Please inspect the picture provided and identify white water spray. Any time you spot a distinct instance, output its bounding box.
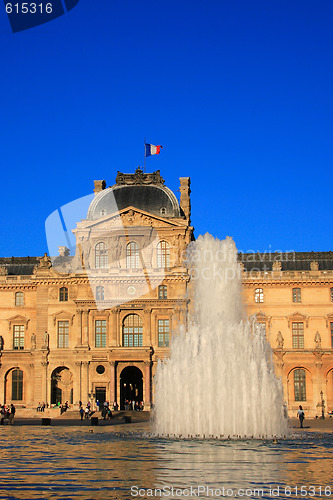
[153,234,288,439]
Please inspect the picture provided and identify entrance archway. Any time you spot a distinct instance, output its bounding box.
[120,366,143,410]
[51,367,73,405]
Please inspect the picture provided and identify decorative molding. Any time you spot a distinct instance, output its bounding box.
[8,314,30,330]
[51,310,75,326]
[287,312,309,328]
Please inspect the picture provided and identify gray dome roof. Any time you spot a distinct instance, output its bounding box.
[87,176,181,221]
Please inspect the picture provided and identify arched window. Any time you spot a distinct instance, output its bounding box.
[96,286,104,301]
[294,369,306,401]
[292,288,301,303]
[13,325,24,350]
[123,314,143,347]
[158,285,167,299]
[254,288,264,303]
[126,242,140,269]
[59,287,68,302]
[157,241,170,268]
[330,287,333,302]
[292,322,304,349]
[12,369,23,400]
[15,292,23,306]
[95,242,108,269]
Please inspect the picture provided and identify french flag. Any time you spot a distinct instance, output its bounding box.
[145,143,163,157]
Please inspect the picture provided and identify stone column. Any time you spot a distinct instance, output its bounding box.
[313,351,324,416]
[81,361,89,405]
[144,309,152,345]
[109,310,117,347]
[115,309,121,346]
[144,361,151,410]
[76,309,83,346]
[41,361,48,407]
[82,309,90,347]
[109,361,116,404]
[74,361,82,405]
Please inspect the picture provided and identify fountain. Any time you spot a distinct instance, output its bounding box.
[153,234,288,439]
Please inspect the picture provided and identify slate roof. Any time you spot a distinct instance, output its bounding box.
[239,252,333,272]
[0,257,39,276]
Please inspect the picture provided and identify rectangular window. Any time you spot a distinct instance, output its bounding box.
[158,285,167,300]
[15,292,24,306]
[292,322,304,349]
[13,325,24,349]
[95,320,107,348]
[292,288,301,303]
[158,319,170,347]
[254,288,264,303]
[58,321,69,348]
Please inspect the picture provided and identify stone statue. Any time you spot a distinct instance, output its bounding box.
[43,331,49,349]
[314,331,321,349]
[31,333,36,350]
[276,331,284,349]
[39,253,52,269]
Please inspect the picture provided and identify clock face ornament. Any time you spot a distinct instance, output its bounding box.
[127,286,136,296]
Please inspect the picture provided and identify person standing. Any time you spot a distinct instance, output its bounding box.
[9,404,15,425]
[79,406,84,421]
[297,405,305,428]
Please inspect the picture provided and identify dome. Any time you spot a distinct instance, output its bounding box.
[87,168,181,221]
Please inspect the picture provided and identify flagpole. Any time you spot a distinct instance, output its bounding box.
[144,137,146,173]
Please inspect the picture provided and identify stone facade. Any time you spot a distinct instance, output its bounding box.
[0,169,332,417]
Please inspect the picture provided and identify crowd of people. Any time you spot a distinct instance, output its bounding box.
[0,404,15,425]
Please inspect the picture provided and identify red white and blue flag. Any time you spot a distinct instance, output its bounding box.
[145,143,163,157]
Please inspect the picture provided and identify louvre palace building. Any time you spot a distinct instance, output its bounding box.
[0,167,332,417]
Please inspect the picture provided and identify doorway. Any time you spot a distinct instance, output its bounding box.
[120,366,143,410]
[95,387,106,406]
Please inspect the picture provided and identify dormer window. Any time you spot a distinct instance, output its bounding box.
[100,209,106,217]
[160,207,166,215]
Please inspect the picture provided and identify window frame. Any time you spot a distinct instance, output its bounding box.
[95,319,107,348]
[292,287,301,303]
[122,314,143,347]
[95,242,108,269]
[126,242,140,269]
[59,287,68,302]
[12,369,23,401]
[157,241,170,269]
[158,318,170,347]
[96,286,104,301]
[15,292,24,306]
[13,324,24,350]
[158,285,167,300]
[292,322,304,349]
[57,320,69,348]
[254,288,264,303]
[294,368,306,401]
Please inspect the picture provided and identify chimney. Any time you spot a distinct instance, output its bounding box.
[179,177,191,222]
[94,180,106,196]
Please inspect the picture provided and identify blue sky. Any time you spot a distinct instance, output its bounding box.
[0,0,332,256]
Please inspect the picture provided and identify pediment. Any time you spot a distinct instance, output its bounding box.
[286,312,309,328]
[76,207,187,231]
[8,314,30,329]
[51,310,75,326]
[254,311,271,326]
[325,312,333,327]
